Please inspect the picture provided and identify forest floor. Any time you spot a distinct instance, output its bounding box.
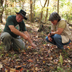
[0,22,72,72]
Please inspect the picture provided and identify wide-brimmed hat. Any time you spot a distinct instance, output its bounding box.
[48,12,61,21]
[16,9,27,20]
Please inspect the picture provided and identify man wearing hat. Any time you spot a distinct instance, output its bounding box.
[46,12,72,49]
[0,9,36,52]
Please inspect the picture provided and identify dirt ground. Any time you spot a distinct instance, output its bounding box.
[0,22,72,72]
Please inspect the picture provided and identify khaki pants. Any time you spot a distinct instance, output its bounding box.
[0,32,25,51]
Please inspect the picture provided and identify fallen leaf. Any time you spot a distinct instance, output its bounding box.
[48,57,53,61]
[63,63,66,66]
[5,53,8,57]
[37,59,39,62]
[69,43,71,45]
[53,62,58,65]
[35,67,38,71]
[24,52,26,54]
[27,59,33,62]
[23,63,26,65]
[10,68,16,72]
[27,46,32,49]
[20,68,23,71]
[48,50,51,53]
[0,63,3,68]
[67,46,70,49]
[43,61,45,64]
[68,60,71,63]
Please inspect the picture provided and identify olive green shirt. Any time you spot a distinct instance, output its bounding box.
[51,20,72,43]
[4,15,27,38]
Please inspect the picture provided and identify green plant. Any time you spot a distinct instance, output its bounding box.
[5,7,19,15]
[1,54,4,57]
[0,29,2,33]
[59,53,63,66]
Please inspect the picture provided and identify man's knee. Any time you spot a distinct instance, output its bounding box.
[1,32,11,40]
[20,42,25,50]
[54,34,61,41]
[0,32,12,44]
[54,34,61,42]
[13,40,25,51]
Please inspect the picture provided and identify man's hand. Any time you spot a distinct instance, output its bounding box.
[48,37,52,42]
[31,43,36,49]
[24,31,36,49]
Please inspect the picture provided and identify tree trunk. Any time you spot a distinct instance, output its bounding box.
[0,0,4,23]
[30,0,34,22]
[45,0,49,23]
[57,0,59,14]
[39,0,47,23]
[22,1,25,10]
[19,1,21,7]
[34,0,36,8]
[33,0,36,14]
[38,0,47,32]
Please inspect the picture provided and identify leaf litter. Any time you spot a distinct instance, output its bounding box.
[0,22,72,72]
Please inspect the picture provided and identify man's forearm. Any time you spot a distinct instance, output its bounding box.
[23,31,33,44]
[10,27,28,39]
[51,31,59,35]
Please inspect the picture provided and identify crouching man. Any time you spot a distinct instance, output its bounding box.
[0,9,36,52]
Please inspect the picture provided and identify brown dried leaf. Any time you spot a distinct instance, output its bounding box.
[35,67,38,71]
[10,68,16,72]
[27,59,33,62]
[0,63,3,68]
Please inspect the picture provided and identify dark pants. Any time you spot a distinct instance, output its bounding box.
[0,32,25,51]
[46,34,71,49]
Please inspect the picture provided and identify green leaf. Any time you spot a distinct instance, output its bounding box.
[27,70,29,72]
[14,54,17,56]
[59,53,63,66]
[1,54,4,56]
